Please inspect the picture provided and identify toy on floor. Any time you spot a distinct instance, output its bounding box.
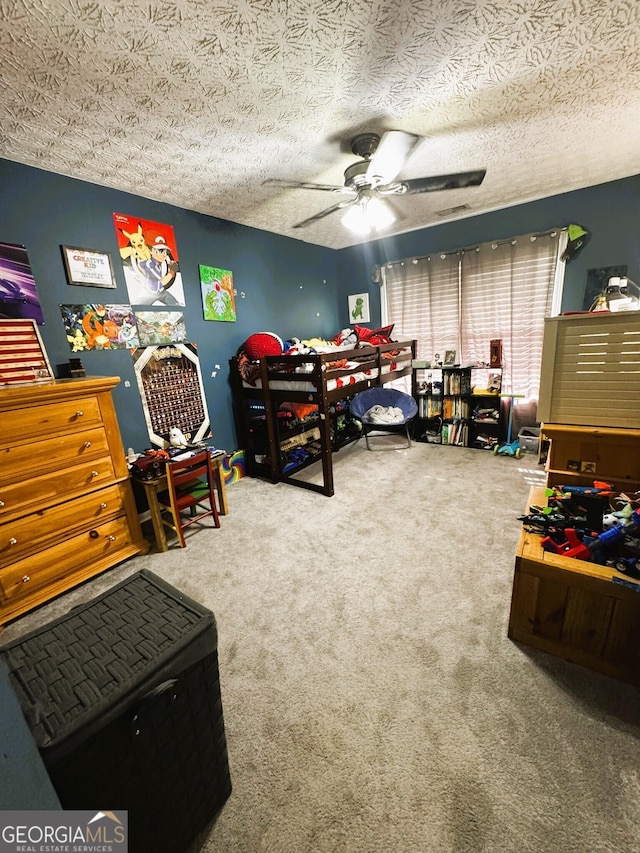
[493,439,522,458]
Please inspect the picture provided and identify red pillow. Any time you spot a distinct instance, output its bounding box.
[354,324,395,345]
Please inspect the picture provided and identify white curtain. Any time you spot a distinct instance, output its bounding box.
[383,252,460,362]
[383,229,565,401]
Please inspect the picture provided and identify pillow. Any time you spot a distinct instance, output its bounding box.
[281,402,318,420]
[243,332,283,360]
[354,324,395,345]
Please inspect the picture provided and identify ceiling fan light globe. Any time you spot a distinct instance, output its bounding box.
[367,197,396,230]
[342,202,372,235]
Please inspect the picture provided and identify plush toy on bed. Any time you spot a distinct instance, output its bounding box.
[331,328,358,347]
[242,332,284,360]
[284,337,314,355]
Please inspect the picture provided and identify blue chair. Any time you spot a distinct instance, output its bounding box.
[349,386,418,450]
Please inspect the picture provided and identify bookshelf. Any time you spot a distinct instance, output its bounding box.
[412,364,504,449]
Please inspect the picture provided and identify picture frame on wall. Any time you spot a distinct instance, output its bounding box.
[348,292,370,324]
[61,246,117,288]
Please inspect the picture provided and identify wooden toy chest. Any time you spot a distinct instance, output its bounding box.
[509,487,640,686]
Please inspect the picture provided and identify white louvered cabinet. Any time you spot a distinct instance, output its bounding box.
[0,377,149,627]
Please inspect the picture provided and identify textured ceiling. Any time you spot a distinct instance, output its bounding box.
[2,0,640,249]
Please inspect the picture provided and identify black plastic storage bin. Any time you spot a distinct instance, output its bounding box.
[0,569,232,853]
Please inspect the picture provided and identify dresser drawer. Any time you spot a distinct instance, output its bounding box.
[0,396,103,444]
[0,483,125,566]
[0,457,116,523]
[0,516,134,606]
[0,427,110,486]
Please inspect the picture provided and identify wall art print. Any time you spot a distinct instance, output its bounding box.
[132,343,211,448]
[112,213,185,307]
[0,242,45,324]
[348,292,370,323]
[583,265,628,311]
[135,310,187,345]
[200,265,236,322]
[59,304,139,351]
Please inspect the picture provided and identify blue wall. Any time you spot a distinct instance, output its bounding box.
[0,159,338,453]
[336,175,640,324]
[2,156,639,454]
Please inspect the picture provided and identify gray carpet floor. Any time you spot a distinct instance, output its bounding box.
[3,440,639,852]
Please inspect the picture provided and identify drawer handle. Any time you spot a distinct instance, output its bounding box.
[84,441,92,448]
[100,502,108,509]
[91,470,99,477]
[76,410,84,417]
[0,500,4,507]
[9,537,17,546]
[22,575,30,584]
[108,535,116,542]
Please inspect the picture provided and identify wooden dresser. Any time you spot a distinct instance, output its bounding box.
[0,377,149,627]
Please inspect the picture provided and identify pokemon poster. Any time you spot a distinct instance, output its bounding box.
[135,310,187,345]
[200,265,236,322]
[60,304,139,351]
[113,213,185,307]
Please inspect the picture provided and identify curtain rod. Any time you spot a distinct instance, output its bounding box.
[382,226,566,270]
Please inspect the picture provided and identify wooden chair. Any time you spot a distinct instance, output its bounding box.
[158,450,220,548]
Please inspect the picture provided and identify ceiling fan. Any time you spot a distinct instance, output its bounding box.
[263,130,486,233]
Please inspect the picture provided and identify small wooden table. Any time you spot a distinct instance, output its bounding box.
[134,454,228,552]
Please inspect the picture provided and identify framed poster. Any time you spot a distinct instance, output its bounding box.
[349,293,370,323]
[0,318,54,384]
[61,246,117,288]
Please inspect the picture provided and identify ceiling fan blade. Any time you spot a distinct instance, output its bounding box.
[293,198,357,228]
[392,169,487,195]
[262,178,352,194]
[366,130,420,186]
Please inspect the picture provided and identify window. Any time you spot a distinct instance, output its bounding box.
[382,229,566,400]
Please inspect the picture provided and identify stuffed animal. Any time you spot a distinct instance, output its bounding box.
[331,328,358,347]
[243,332,283,360]
[169,426,189,448]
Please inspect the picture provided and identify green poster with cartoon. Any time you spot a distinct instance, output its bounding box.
[200,265,236,322]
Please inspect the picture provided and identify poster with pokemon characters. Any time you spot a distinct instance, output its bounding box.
[112,213,185,307]
[135,310,187,345]
[59,304,139,351]
[199,265,236,322]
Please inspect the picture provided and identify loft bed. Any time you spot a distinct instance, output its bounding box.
[230,339,416,496]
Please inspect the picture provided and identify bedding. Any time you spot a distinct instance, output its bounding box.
[240,346,413,390]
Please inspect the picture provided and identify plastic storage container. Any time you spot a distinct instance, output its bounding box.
[0,569,232,853]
